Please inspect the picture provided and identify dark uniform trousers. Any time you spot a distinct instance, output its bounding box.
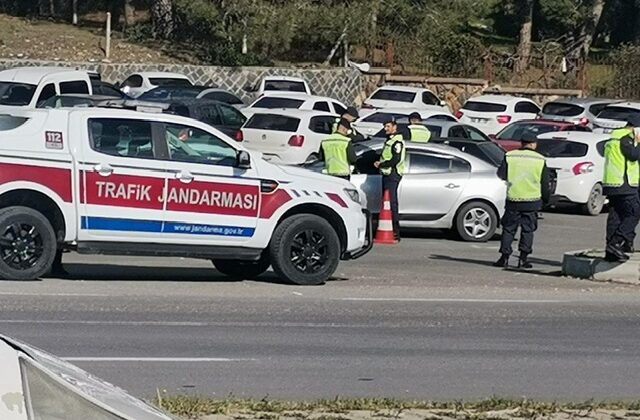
[499,208,538,256]
[383,175,401,236]
[607,194,640,248]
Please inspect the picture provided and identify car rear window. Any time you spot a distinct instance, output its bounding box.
[597,106,640,120]
[536,139,588,158]
[496,122,563,141]
[362,112,408,123]
[204,91,243,105]
[245,114,300,132]
[542,102,584,117]
[462,101,507,113]
[370,89,416,103]
[264,80,307,92]
[148,78,192,87]
[252,97,305,109]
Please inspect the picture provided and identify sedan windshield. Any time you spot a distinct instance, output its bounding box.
[0,82,37,106]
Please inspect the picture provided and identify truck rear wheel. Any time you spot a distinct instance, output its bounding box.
[269,214,340,285]
[212,256,270,280]
[0,206,56,280]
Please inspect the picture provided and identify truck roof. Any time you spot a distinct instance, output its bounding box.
[0,66,91,84]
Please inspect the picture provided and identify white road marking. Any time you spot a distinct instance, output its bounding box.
[0,319,371,328]
[337,297,571,303]
[63,357,254,362]
[0,292,108,297]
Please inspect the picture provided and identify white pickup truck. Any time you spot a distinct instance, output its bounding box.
[0,106,371,285]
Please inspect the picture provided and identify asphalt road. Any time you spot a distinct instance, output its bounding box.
[2,210,640,401]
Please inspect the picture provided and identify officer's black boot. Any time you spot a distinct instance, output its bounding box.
[493,254,509,268]
[605,242,630,263]
[622,242,635,253]
[518,253,533,269]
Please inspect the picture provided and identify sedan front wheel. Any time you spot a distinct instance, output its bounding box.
[455,201,498,242]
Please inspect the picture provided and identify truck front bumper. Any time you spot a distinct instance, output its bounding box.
[341,210,373,261]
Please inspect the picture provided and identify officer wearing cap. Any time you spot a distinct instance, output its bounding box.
[603,116,640,262]
[320,118,357,180]
[333,107,365,142]
[374,118,406,241]
[494,134,550,269]
[407,112,431,142]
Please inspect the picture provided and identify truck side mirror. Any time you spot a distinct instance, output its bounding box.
[237,150,251,169]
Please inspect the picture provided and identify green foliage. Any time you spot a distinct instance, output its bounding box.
[612,43,640,99]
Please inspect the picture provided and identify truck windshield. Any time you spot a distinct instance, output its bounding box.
[0,82,37,106]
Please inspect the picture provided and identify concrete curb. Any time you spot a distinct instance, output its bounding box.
[562,249,640,285]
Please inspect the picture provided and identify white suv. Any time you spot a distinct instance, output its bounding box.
[362,85,447,111]
[457,94,541,135]
[537,131,609,215]
[239,109,338,164]
[0,107,370,285]
[243,92,347,118]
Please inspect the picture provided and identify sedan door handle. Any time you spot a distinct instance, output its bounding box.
[445,183,460,189]
[175,170,194,183]
[93,163,113,176]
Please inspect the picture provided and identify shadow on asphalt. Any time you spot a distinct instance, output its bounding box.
[430,254,563,277]
[45,263,294,285]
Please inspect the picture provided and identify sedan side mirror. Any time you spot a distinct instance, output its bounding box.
[237,150,251,169]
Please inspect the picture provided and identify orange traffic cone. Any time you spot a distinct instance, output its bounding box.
[374,189,398,245]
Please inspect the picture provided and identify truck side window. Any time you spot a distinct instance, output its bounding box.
[60,81,89,94]
[89,119,154,159]
[36,84,56,105]
[164,123,237,167]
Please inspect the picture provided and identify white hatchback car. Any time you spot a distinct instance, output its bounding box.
[119,71,193,98]
[362,85,447,111]
[242,92,347,117]
[238,109,337,164]
[457,95,541,135]
[536,131,609,215]
[353,107,457,137]
[592,102,640,133]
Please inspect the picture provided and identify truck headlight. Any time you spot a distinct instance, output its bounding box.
[344,188,360,204]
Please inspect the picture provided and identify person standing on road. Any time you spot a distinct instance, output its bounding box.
[407,112,431,142]
[320,118,357,180]
[603,118,640,262]
[374,119,406,241]
[494,136,550,269]
[333,106,365,142]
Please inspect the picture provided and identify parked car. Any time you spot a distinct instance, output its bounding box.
[492,119,592,151]
[371,121,493,144]
[536,131,609,216]
[119,71,192,98]
[138,85,245,108]
[361,85,448,111]
[353,108,457,137]
[0,66,96,108]
[539,98,617,128]
[238,109,337,164]
[243,92,347,117]
[163,99,247,138]
[429,138,506,167]
[246,76,312,97]
[304,140,506,242]
[593,102,640,133]
[456,94,541,135]
[0,334,173,419]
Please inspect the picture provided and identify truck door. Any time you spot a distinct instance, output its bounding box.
[74,116,170,242]
[157,121,261,246]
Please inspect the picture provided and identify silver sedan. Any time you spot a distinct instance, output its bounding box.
[307,140,507,242]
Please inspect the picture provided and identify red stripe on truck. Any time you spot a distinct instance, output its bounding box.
[0,163,72,202]
[259,189,291,219]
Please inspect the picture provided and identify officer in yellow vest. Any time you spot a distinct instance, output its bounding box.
[332,107,365,142]
[603,117,640,262]
[407,112,431,142]
[320,118,357,180]
[374,119,406,241]
[494,136,550,269]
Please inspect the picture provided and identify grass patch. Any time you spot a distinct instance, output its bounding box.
[154,395,640,419]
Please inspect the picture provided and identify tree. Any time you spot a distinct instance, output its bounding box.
[516,0,534,73]
[151,0,174,39]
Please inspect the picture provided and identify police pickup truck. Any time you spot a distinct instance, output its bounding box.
[0,107,371,285]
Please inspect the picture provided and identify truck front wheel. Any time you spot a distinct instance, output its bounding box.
[269,214,340,285]
[0,206,57,280]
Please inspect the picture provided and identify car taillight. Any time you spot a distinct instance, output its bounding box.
[579,117,589,126]
[497,115,512,124]
[572,161,595,175]
[455,111,464,119]
[234,130,244,142]
[288,135,305,147]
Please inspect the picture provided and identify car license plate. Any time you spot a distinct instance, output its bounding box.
[471,118,487,123]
